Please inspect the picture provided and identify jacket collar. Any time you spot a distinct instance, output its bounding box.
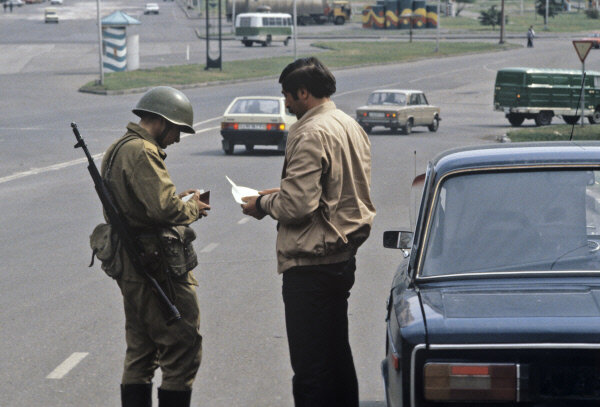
[126,122,167,159]
[292,100,336,129]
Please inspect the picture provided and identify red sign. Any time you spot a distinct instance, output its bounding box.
[573,40,593,63]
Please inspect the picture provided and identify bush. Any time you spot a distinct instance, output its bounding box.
[479,5,508,30]
[586,8,600,19]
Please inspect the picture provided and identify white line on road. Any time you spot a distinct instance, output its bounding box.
[1,126,219,185]
[46,352,89,379]
[193,116,221,127]
[237,217,250,224]
[200,242,219,253]
[0,153,104,185]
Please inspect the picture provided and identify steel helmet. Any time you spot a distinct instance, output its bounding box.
[132,86,195,134]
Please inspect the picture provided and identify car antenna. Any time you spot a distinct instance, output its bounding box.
[570,71,587,142]
[414,150,417,180]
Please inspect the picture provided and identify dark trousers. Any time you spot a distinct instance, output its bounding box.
[282,257,359,407]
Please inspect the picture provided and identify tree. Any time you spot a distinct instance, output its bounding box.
[454,0,476,17]
[479,5,508,30]
[536,0,563,20]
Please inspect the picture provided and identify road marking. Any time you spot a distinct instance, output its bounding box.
[181,125,220,139]
[200,242,219,253]
[237,217,250,224]
[0,153,103,185]
[46,352,89,379]
[0,126,218,184]
[193,116,221,127]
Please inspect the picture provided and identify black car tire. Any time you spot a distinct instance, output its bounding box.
[245,144,254,152]
[334,16,345,25]
[507,113,525,127]
[223,144,234,155]
[262,35,271,47]
[563,115,580,125]
[243,40,253,47]
[588,109,600,124]
[428,115,439,132]
[403,119,413,135]
[283,38,289,46]
[534,111,553,126]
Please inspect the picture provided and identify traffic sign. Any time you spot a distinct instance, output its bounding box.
[573,40,593,63]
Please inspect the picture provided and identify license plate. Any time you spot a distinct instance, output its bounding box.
[369,112,385,118]
[239,123,267,130]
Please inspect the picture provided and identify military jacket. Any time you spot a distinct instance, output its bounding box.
[101,122,200,283]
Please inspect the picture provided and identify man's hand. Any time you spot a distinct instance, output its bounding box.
[241,195,265,220]
[180,189,211,217]
[240,188,279,220]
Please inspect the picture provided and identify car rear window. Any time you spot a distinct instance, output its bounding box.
[229,99,280,114]
[421,169,600,277]
[367,92,406,106]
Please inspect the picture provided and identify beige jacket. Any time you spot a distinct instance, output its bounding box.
[101,122,200,283]
[260,101,376,274]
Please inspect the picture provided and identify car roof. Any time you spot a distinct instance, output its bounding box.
[498,67,600,76]
[432,142,600,181]
[231,96,283,101]
[371,89,421,94]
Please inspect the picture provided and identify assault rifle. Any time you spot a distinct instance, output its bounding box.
[71,122,181,325]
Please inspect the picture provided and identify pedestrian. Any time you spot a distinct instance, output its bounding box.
[3,2,7,12]
[100,86,210,407]
[527,25,535,48]
[241,57,376,407]
[8,1,12,12]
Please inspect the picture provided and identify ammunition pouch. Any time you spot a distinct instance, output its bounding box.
[137,226,198,277]
[89,223,123,279]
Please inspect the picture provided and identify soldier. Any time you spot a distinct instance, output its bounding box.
[101,86,209,407]
[241,57,376,406]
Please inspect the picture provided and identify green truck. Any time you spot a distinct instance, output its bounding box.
[494,67,600,126]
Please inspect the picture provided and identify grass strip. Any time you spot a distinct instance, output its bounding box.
[508,124,600,141]
[80,41,518,93]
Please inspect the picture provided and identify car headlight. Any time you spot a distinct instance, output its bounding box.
[424,363,517,402]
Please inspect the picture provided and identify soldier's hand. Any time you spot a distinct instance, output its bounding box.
[178,188,197,199]
[184,189,211,217]
[241,195,266,220]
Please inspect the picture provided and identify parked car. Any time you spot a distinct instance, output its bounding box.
[582,32,600,49]
[382,141,600,407]
[144,3,159,14]
[49,0,63,4]
[356,89,440,134]
[220,96,296,155]
[44,7,59,23]
[8,0,24,6]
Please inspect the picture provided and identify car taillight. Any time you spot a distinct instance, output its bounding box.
[222,122,238,130]
[362,112,367,117]
[424,363,517,402]
[266,123,284,131]
[385,113,397,118]
[516,94,521,99]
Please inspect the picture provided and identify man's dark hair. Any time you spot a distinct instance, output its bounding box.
[279,57,336,99]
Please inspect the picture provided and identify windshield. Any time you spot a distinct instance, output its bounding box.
[367,92,406,106]
[229,99,280,114]
[420,169,600,277]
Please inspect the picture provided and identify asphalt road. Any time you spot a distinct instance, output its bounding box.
[2,2,600,406]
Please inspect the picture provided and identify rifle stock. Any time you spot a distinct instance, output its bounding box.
[72,122,181,325]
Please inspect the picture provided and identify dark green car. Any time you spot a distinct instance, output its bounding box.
[494,67,600,127]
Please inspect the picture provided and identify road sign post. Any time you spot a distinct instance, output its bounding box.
[573,40,593,126]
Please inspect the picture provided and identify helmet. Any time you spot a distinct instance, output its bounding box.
[132,86,195,134]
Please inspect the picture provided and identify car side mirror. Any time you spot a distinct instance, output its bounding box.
[383,230,413,249]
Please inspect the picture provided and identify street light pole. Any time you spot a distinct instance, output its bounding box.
[544,0,548,30]
[293,0,297,60]
[96,0,103,85]
[435,0,440,52]
[499,0,505,44]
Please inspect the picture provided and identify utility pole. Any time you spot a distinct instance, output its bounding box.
[499,0,505,44]
[544,0,548,30]
[96,0,103,85]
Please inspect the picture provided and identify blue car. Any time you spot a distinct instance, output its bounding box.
[382,142,600,407]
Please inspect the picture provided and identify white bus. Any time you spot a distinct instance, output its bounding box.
[235,12,293,47]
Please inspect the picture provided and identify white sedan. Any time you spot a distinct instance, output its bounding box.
[220,96,297,155]
[144,3,159,14]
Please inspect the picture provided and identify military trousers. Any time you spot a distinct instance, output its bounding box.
[282,257,359,407]
[118,278,202,391]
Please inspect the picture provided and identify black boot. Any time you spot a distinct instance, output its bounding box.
[121,383,152,407]
[157,388,191,407]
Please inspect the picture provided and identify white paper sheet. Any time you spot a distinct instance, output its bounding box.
[226,176,259,204]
